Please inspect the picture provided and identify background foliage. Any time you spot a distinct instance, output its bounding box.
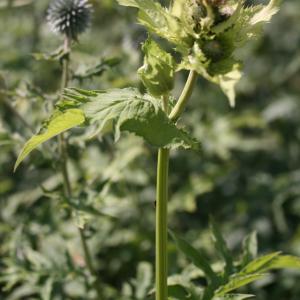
[0,0,300,299]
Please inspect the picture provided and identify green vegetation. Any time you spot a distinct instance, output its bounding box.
[1,1,300,299]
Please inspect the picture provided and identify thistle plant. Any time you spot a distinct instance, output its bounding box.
[45,1,103,299]
[14,0,300,299]
[47,0,93,41]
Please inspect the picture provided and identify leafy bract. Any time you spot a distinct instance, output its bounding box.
[118,0,280,106]
[138,38,175,97]
[117,0,192,52]
[250,0,280,26]
[15,88,199,169]
[14,109,85,171]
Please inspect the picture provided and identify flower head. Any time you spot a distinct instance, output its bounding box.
[47,0,93,40]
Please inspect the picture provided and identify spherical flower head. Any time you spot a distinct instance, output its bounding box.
[47,0,93,41]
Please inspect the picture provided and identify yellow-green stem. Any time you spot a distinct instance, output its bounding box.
[156,147,170,300]
[169,70,198,121]
[155,71,197,300]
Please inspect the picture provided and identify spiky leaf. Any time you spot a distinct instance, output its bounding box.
[63,88,200,150]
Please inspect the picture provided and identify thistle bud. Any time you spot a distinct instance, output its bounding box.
[47,0,93,41]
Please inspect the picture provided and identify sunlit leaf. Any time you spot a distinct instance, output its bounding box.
[14,109,85,170]
[215,274,265,296]
[241,252,281,274]
[213,294,254,300]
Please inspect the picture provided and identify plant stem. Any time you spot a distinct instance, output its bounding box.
[59,36,103,300]
[169,70,198,121]
[155,71,197,300]
[156,147,170,300]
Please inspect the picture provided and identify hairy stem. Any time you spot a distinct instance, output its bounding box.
[155,71,197,300]
[59,36,103,300]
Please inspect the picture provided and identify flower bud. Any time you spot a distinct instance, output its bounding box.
[47,0,93,41]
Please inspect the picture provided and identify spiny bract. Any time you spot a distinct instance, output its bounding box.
[47,0,93,40]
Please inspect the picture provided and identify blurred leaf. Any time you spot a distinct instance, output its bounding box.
[210,219,234,276]
[73,57,121,80]
[241,232,258,267]
[212,294,254,300]
[32,46,68,62]
[170,230,219,285]
[260,255,300,271]
[241,252,281,274]
[135,262,152,299]
[168,284,189,299]
[215,274,265,296]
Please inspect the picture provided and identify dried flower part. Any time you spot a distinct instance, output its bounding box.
[47,0,93,40]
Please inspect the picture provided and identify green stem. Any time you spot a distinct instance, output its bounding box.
[169,70,198,121]
[155,71,197,300]
[58,36,103,300]
[156,148,170,300]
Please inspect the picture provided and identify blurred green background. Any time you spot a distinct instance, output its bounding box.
[1,0,300,299]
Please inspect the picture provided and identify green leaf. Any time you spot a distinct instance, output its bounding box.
[259,255,300,272]
[63,88,200,151]
[169,230,219,285]
[213,294,254,300]
[241,232,258,267]
[117,0,192,52]
[241,252,281,274]
[14,109,85,171]
[138,38,175,97]
[215,273,265,296]
[210,219,234,276]
[32,46,68,61]
[168,284,189,299]
[73,57,121,80]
